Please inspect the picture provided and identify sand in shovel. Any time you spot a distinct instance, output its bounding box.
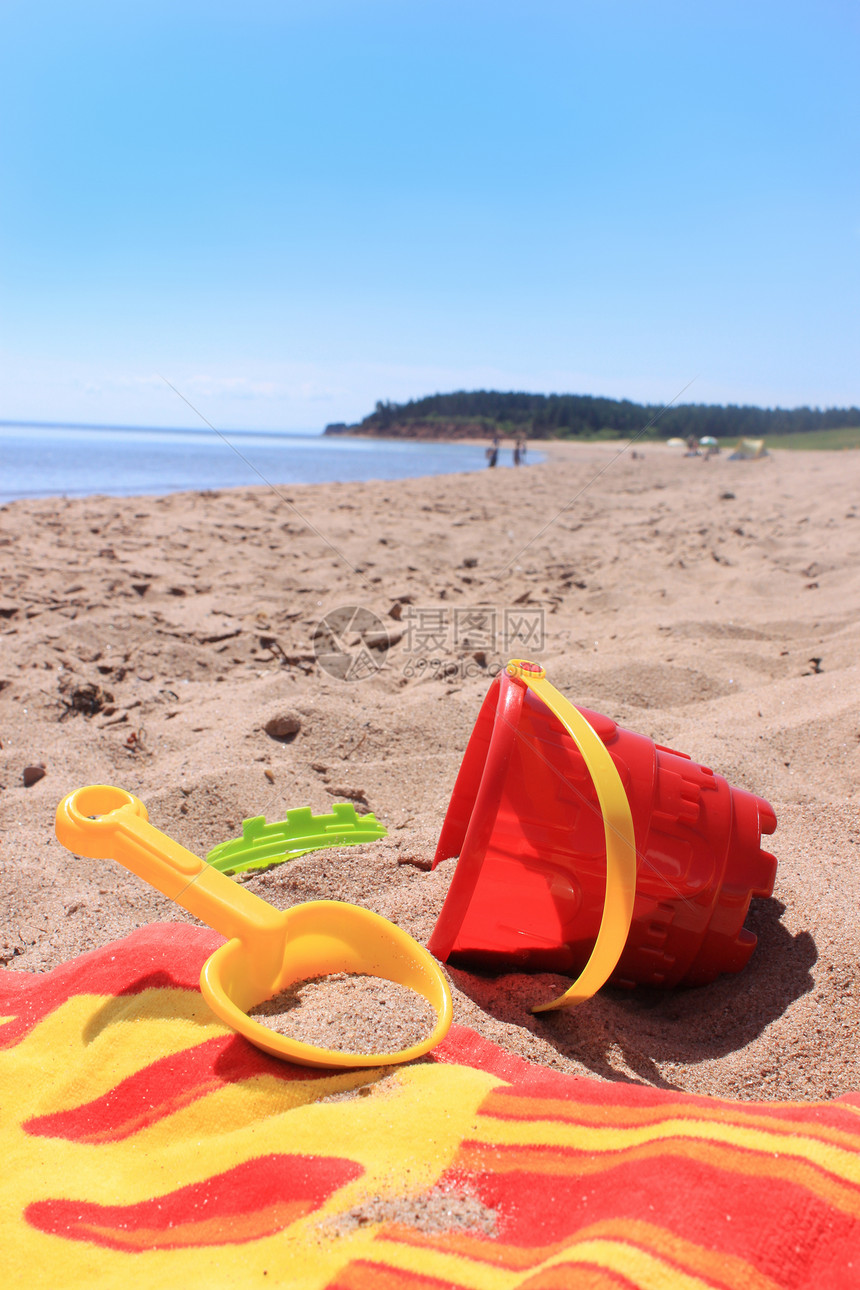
[250,973,438,1053]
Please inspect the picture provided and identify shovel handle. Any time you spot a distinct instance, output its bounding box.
[56,785,285,945]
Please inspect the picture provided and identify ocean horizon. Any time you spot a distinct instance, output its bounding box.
[0,421,537,504]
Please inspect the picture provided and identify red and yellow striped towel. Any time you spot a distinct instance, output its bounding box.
[2,924,857,1288]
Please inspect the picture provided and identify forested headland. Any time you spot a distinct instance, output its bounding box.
[325,391,860,441]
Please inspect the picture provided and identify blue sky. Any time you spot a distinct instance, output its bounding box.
[1,0,857,431]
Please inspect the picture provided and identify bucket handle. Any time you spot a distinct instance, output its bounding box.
[506,661,638,1013]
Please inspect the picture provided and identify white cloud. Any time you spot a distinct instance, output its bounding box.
[1,353,856,433]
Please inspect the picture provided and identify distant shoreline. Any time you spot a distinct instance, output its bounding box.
[327,389,860,444]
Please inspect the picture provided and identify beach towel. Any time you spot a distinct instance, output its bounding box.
[2,923,858,1288]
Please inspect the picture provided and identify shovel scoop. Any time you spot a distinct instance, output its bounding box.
[55,785,453,1069]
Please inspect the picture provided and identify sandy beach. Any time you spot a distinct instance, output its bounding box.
[1,440,858,1102]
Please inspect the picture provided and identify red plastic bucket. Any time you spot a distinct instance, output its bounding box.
[428,660,777,1010]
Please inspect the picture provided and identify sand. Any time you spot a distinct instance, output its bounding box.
[1,440,858,1102]
[250,973,438,1053]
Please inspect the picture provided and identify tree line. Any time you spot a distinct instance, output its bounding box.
[338,391,860,440]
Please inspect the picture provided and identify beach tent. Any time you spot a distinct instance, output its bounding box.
[729,437,769,460]
[666,437,685,448]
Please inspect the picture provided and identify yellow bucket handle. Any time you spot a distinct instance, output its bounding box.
[506,661,638,1013]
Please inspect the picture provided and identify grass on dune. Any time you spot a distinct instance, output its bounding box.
[731,426,860,451]
[582,427,860,450]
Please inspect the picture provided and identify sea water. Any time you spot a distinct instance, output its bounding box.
[0,423,538,504]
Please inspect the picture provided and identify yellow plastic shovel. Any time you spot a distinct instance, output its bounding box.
[55,785,453,1069]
